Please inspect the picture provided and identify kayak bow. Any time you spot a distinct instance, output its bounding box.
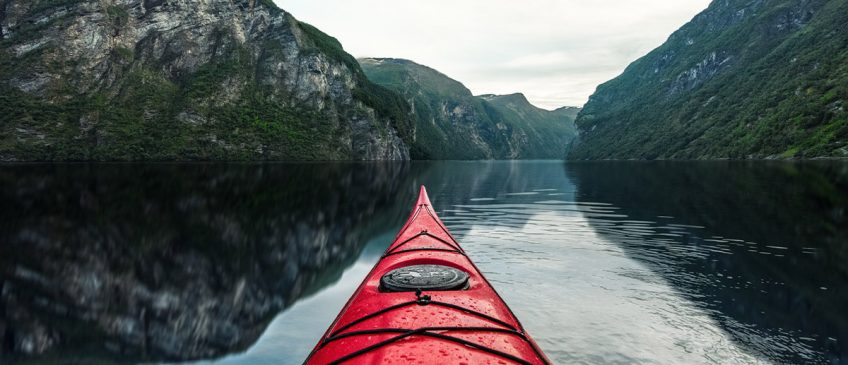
[305,186,551,364]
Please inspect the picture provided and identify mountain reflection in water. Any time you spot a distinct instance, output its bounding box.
[0,163,410,363]
[1,161,846,364]
[566,161,848,364]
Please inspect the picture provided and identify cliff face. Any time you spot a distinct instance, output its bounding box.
[0,0,412,161]
[360,58,578,159]
[571,0,848,160]
[0,163,409,361]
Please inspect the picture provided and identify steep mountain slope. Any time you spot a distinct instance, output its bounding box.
[481,93,580,158]
[571,0,848,159]
[0,0,412,161]
[360,58,578,159]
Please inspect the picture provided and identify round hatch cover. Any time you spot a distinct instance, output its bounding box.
[380,265,469,292]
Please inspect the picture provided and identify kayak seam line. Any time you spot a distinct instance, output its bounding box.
[381,247,464,258]
[422,203,462,246]
[385,231,464,256]
[394,203,425,239]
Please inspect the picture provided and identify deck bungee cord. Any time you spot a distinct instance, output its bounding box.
[305,186,551,364]
[309,290,546,365]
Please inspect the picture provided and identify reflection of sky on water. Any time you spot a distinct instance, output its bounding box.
[445,202,767,364]
[3,161,842,364]
[184,231,396,365]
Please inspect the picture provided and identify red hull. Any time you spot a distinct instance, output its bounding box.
[305,186,551,364]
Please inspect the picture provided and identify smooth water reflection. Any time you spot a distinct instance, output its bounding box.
[1,161,846,364]
[0,163,411,364]
[566,161,848,364]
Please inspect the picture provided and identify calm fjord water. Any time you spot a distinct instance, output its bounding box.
[1,161,846,364]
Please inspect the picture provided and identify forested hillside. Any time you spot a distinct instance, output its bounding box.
[571,0,848,159]
[361,58,578,159]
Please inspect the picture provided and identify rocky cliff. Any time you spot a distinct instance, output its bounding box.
[360,58,578,159]
[571,0,848,159]
[0,0,412,161]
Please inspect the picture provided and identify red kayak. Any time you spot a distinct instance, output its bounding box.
[305,186,551,364]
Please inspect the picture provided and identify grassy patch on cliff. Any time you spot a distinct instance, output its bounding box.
[297,21,414,144]
[0,46,345,161]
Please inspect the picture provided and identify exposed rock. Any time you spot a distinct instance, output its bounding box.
[668,51,733,96]
[0,0,412,161]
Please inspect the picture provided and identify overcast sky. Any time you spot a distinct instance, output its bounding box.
[275,0,711,109]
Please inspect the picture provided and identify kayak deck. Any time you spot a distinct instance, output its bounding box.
[306,186,550,364]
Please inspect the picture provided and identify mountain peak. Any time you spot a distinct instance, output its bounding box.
[479,93,537,109]
[358,57,416,66]
[554,106,581,112]
[359,57,472,98]
[480,92,529,104]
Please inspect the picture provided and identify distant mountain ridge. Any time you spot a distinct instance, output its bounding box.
[360,58,579,159]
[570,0,848,159]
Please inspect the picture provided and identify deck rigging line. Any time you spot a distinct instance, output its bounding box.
[311,290,550,365]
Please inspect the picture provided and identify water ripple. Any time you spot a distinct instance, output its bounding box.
[440,195,832,364]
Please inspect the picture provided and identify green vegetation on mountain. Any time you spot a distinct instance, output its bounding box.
[0,1,580,161]
[0,0,410,161]
[482,93,580,158]
[571,0,848,159]
[360,58,578,159]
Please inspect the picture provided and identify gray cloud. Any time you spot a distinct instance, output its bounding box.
[276,0,711,109]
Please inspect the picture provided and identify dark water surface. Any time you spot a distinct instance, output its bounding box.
[1,161,846,364]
